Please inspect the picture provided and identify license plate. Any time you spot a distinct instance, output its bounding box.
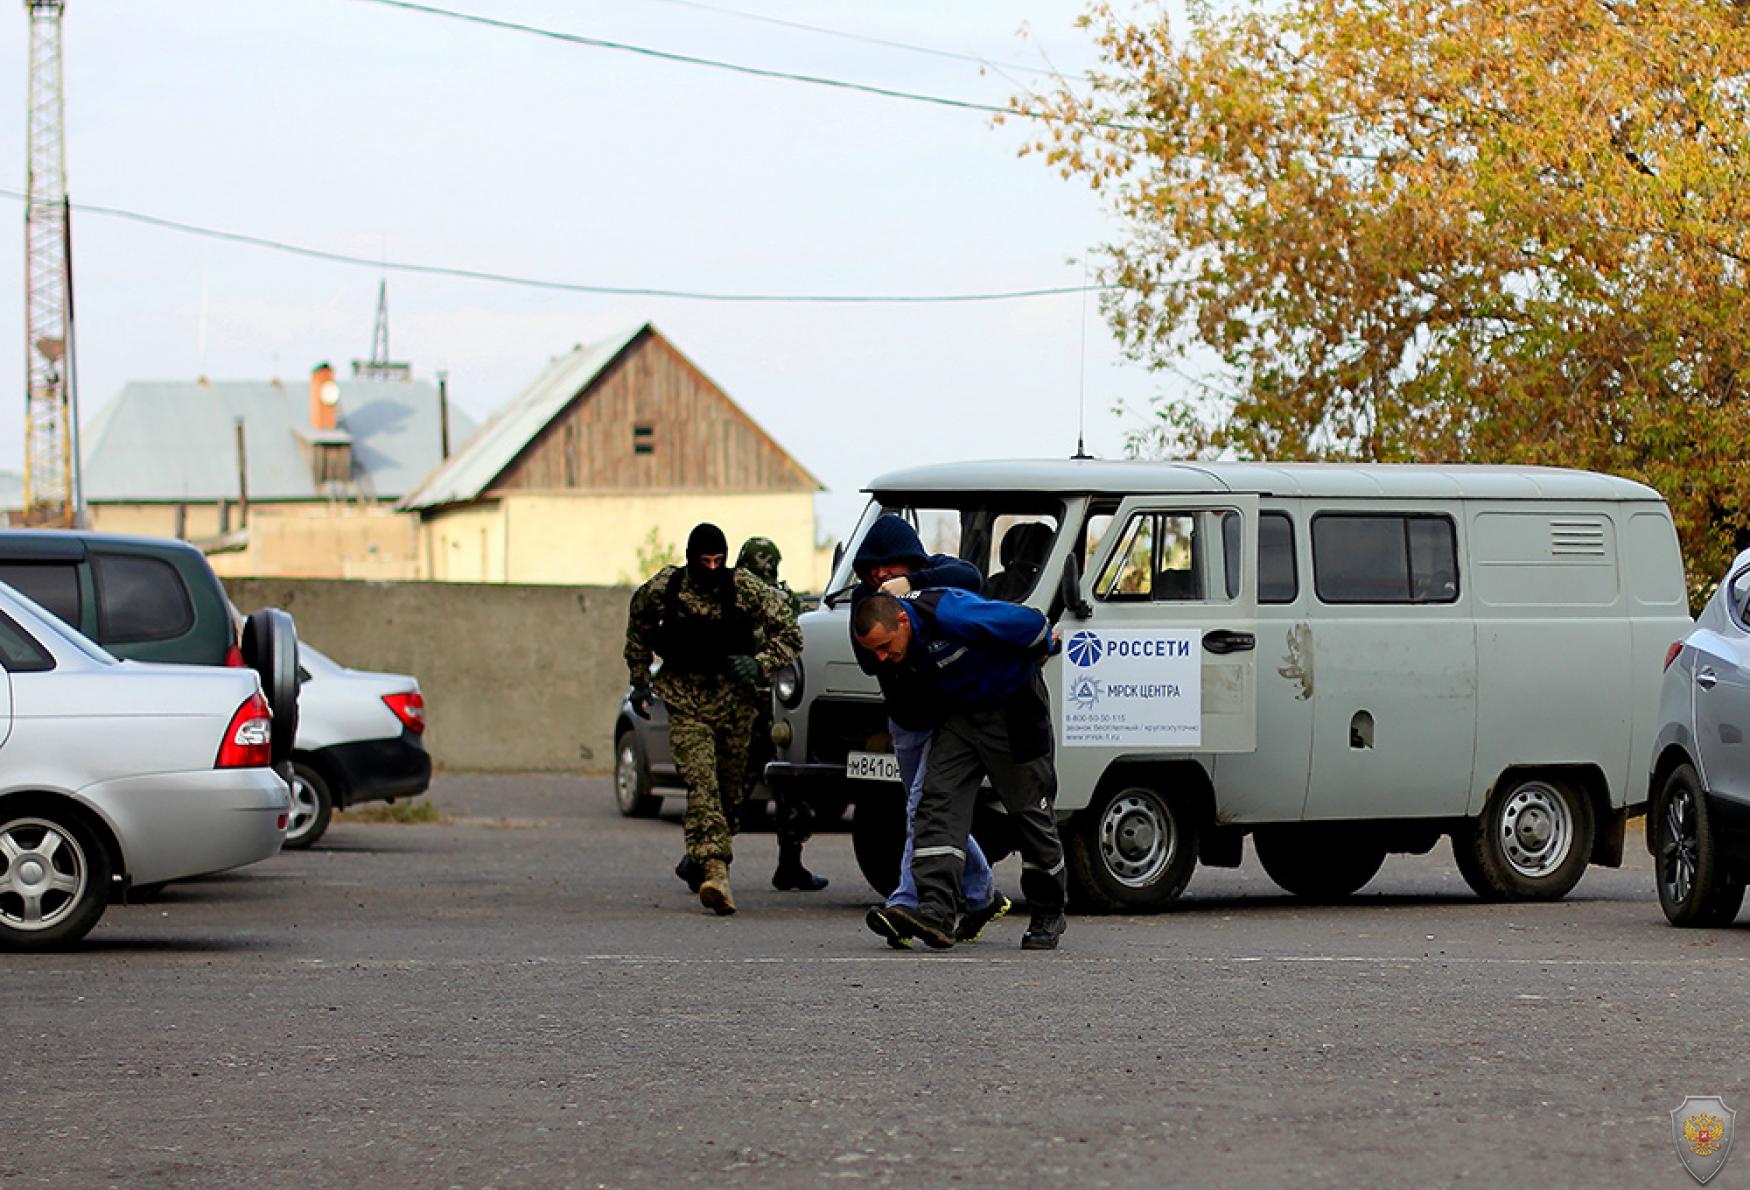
[845,751,901,782]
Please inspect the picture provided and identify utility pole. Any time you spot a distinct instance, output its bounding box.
[23,0,76,527]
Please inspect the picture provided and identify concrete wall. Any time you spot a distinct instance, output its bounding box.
[227,577,633,773]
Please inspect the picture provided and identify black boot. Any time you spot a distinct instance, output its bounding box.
[1021,911,1067,951]
[675,854,704,893]
[771,842,828,892]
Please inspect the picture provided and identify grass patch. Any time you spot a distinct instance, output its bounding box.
[336,800,450,825]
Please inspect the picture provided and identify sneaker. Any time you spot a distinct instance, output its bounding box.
[1020,911,1067,951]
[864,905,911,950]
[883,904,956,950]
[954,892,1012,943]
[674,855,704,894]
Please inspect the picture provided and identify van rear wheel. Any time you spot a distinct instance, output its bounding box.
[1254,826,1386,902]
[1454,774,1593,901]
[1067,784,1197,913]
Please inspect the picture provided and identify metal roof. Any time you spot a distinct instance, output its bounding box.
[865,459,1664,502]
[81,377,475,503]
[400,326,645,511]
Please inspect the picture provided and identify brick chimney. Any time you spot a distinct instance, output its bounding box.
[309,362,339,431]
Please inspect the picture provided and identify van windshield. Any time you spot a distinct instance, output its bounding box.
[833,495,1065,603]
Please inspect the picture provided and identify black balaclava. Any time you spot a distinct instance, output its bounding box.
[686,522,731,592]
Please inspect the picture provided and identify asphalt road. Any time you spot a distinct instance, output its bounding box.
[2,775,1745,1189]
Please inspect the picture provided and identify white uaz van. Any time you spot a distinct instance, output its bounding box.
[764,460,1691,911]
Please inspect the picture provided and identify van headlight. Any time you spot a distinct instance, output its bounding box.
[774,662,802,708]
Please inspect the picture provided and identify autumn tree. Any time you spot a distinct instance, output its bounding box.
[1021,0,1750,594]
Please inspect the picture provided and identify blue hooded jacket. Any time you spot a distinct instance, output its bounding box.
[893,588,1053,713]
[849,516,983,729]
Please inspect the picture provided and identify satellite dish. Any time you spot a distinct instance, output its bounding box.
[319,380,341,407]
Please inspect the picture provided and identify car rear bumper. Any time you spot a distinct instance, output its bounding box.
[315,730,432,807]
[81,767,291,886]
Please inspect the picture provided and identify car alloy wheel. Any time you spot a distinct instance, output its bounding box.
[0,817,88,932]
[1662,784,1699,908]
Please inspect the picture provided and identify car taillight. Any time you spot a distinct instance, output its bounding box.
[1665,642,1684,672]
[216,692,273,768]
[383,691,426,734]
[223,644,246,668]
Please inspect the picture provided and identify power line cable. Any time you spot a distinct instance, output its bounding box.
[354,0,1133,131]
[0,188,1110,304]
[630,0,1091,82]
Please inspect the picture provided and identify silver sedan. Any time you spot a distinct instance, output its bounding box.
[0,584,290,950]
[1650,552,1750,926]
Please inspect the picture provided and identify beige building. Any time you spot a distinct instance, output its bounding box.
[403,323,827,588]
[80,364,469,580]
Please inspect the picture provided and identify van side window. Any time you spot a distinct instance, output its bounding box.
[92,554,196,645]
[1312,514,1459,605]
[1095,508,1237,603]
[1222,512,1298,603]
[0,562,80,626]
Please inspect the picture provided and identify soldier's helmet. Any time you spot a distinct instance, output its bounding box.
[736,536,783,584]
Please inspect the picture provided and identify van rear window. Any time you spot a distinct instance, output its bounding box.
[1312,515,1458,605]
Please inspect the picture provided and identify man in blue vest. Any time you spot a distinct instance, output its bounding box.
[853,586,1069,950]
[848,515,1008,948]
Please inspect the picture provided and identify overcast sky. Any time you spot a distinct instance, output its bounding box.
[1,0,1186,545]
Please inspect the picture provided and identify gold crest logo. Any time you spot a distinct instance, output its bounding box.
[1673,1096,1736,1184]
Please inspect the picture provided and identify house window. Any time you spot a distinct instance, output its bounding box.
[633,424,655,455]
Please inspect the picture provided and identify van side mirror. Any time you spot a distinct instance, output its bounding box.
[1055,555,1092,622]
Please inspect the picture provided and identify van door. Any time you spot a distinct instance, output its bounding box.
[1060,494,1259,757]
[1302,509,1477,821]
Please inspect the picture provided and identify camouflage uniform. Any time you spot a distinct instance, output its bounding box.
[625,564,802,866]
[735,537,813,848]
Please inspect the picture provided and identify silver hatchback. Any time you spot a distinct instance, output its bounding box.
[1649,552,1750,926]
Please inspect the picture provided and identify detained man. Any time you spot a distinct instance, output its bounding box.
[853,587,1069,951]
[848,515,1008,948]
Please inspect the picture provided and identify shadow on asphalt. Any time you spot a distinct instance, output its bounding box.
[68,935,279,956]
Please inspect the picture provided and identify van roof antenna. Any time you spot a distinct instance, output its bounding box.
[1072,259,1094,460]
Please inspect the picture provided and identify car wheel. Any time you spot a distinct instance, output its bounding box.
[1655,764,1747,927]
[614,731,662,819]
[284,762,335,850]
[1253,826,1387,902]
[850,789,907,898]
[1066,784,1198,913]
[0,805,112,952]
[1454,773,1594,901]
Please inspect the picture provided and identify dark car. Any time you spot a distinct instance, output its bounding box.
[0,530,241,665]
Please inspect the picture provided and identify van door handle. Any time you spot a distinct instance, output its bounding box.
[1202,629,1256,655]
[1697,668,1719,690]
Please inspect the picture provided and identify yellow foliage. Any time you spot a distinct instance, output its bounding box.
[1022,0,1750,602]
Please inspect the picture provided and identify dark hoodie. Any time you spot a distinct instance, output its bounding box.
[849,515,982,730]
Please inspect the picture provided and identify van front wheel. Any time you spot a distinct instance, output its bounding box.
[1454,774,1593,901]
[1067,784,1197,913]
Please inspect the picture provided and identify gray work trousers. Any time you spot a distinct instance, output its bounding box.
[910,675,1068,928]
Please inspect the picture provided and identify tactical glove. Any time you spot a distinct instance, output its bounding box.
[629,685,655,719]
[728,655,763,685]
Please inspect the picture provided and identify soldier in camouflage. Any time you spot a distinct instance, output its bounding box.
[625,523,803,915]
[736,536,828,893]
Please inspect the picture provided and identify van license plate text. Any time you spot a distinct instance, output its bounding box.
[845,752,901,782]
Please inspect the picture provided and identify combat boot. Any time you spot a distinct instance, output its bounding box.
[698,859,736,916]
[771,842,828,892]
[675,855,704,893]
[1020,911,1067,951]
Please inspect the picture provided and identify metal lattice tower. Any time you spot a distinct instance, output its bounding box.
[351,279,412,381]
[23,0,76,526]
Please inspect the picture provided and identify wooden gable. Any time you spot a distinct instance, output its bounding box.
[493,329,818,494]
